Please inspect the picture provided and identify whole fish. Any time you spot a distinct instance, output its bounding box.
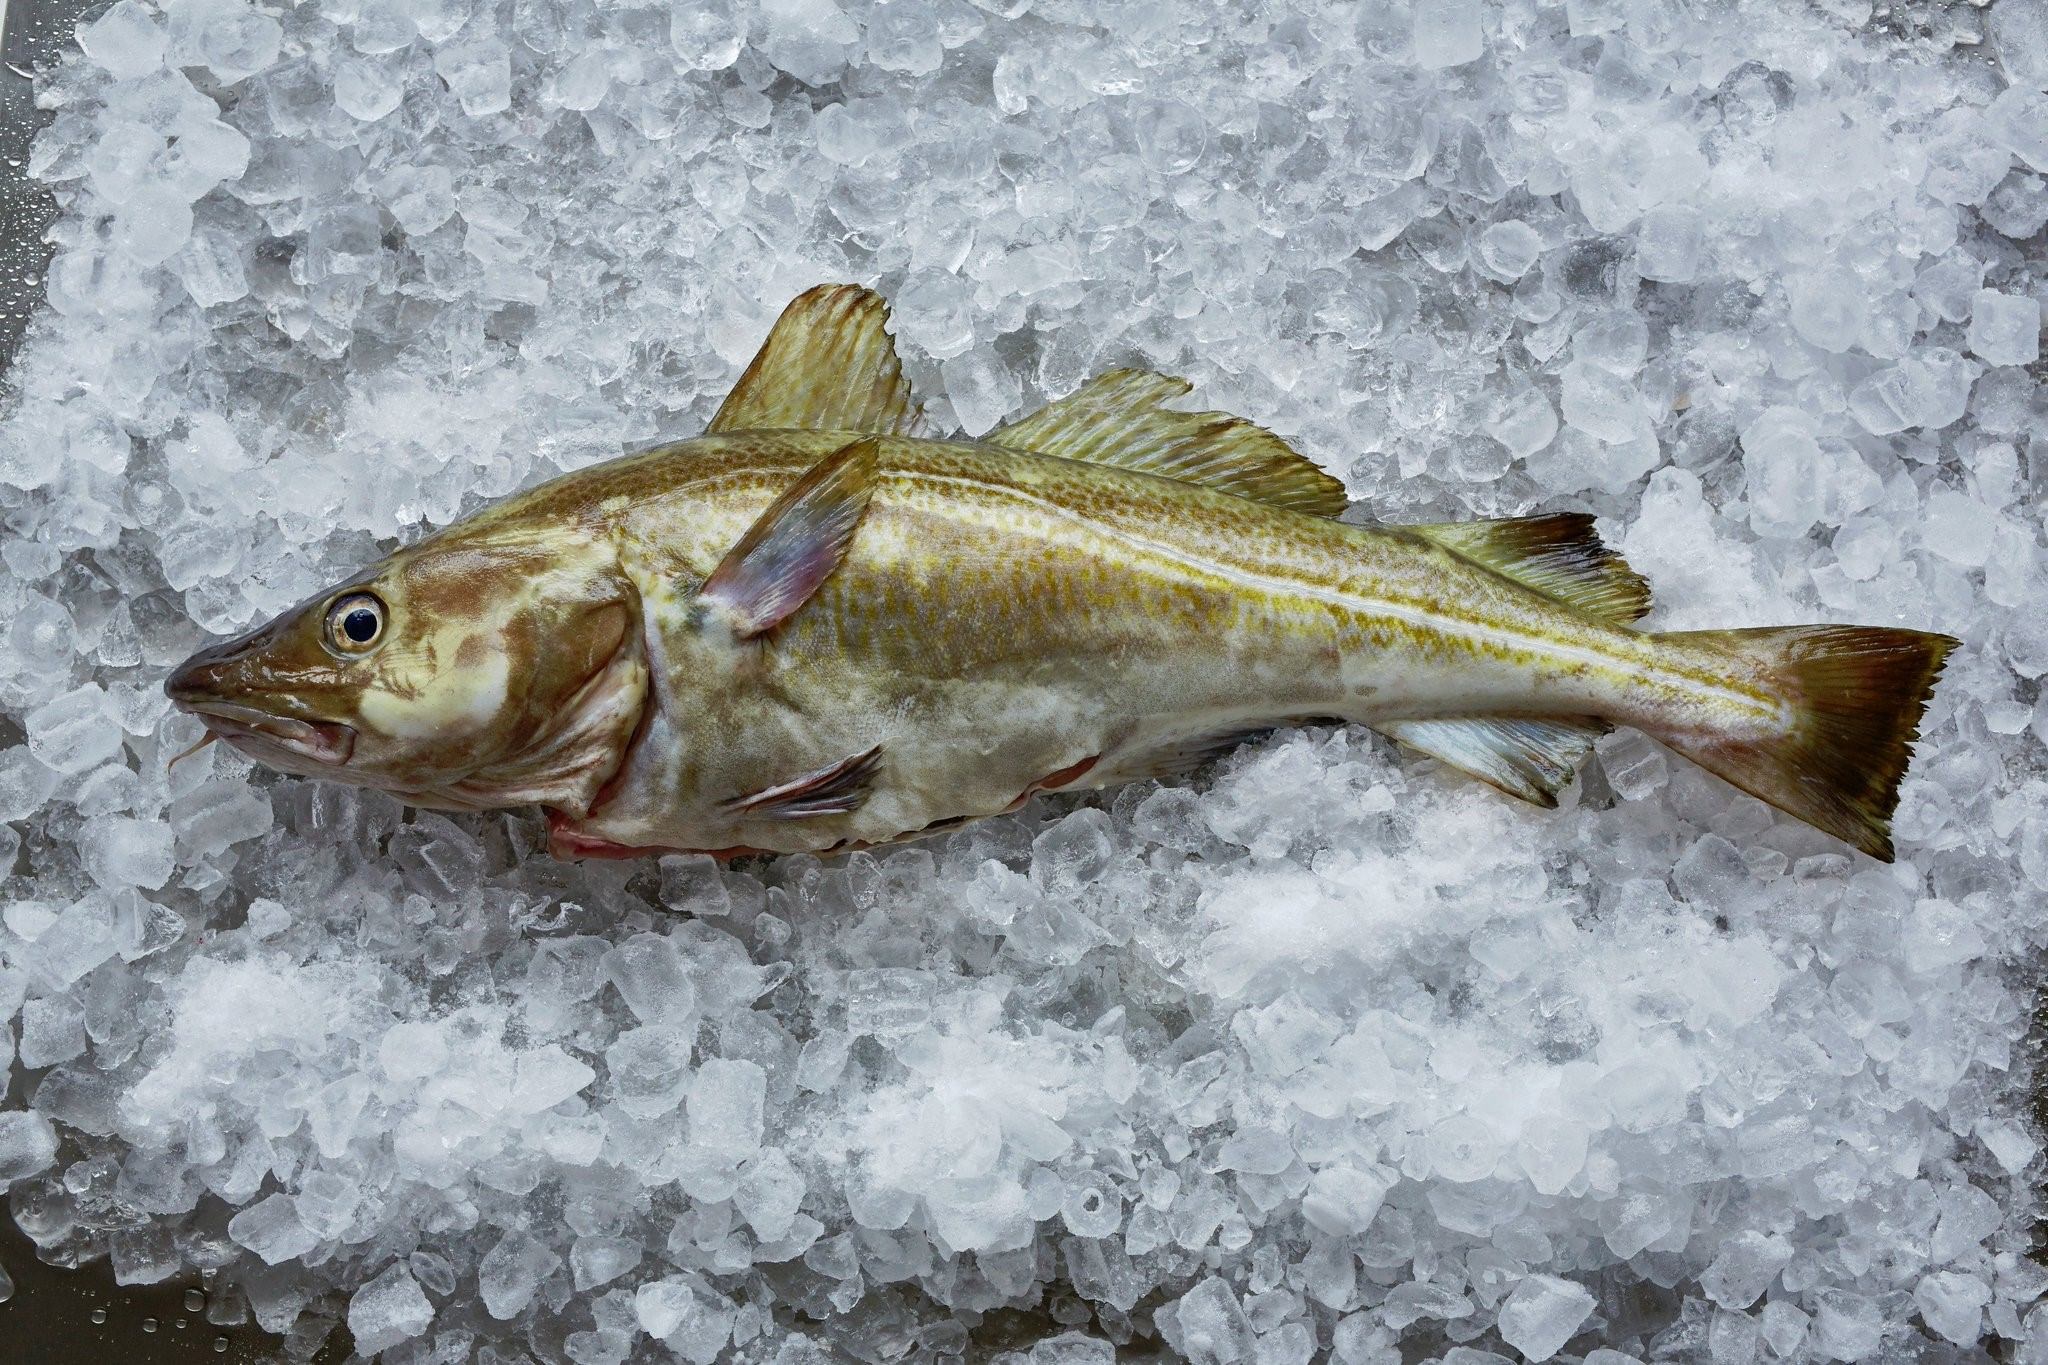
[166,286,1955,862]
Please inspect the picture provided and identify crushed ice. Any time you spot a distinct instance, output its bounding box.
[1,0,2044,1359]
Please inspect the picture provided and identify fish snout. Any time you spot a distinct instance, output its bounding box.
[164,635,357,768]
[164,638,242,708]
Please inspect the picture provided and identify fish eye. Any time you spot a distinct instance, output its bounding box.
[325,592,386,655]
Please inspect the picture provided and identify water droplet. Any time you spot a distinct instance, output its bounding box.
[185,1289,205,1312]
[214,1339,228,1355]
[175,1318,188,1328]
[142,1317,158,1333]
[90,1309,107,1325]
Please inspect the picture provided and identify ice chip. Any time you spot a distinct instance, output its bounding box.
[80,0,166,79]
[513,1046,597,1113]
[227,1194,319,1265]
[479,1230,561,1319]
[1699,1231,1792,1309]
[1634,204,1701,282]
[1168,1278,1256,1364]
[1477,221,1542,280]
[601,933,694,1024]
[1914,1270,1989,1346]
[687,1058,766,1160]
[81,816,176,891]
[1496,1275,1596,1362]
[1967,290,2041,367]
[347,1262,434,1355]
[0,1111,60,1184]
[1412,0,1482,69]
[1302,1164,1393,1237]
[27,684,123,776]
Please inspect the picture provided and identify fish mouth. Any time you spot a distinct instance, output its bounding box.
[173,700,357,768]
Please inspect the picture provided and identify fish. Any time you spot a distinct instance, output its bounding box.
[165,284,1957,864]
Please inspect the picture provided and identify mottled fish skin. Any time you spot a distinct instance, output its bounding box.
[514,431,1774,856]
[165,284,1954,864]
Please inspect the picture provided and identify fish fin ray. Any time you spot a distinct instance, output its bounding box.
[990,369,1349,516]
[726,745,885,820]
[1406,513,1653,625]
[1648,625,1955,861]
[1379,715,1609,806]
[708,285,920,436]
[699,436,879,638]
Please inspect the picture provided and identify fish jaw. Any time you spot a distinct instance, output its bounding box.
[165,646,358,774]
[169,698,358,773]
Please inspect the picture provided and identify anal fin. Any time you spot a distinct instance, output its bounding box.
[1378,715,1609,807]
[726,745,884,820]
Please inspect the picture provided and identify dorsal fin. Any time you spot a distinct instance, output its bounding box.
[1378,715,1609,806]
[989,369,1350,517]
[709,285,920,436]
[1404,513,1652,625]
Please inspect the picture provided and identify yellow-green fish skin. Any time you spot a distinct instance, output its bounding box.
[530,430,1786,856]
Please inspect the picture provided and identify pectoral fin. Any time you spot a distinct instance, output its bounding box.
[699,437,879,638]
[709,285,920,436]
[727,745,884,820]
[1378,715,1609,806]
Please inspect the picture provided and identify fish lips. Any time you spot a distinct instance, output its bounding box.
[171,698,357,770]
[166,634,357,770]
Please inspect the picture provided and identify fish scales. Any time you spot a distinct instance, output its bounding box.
[166,284,1955,863]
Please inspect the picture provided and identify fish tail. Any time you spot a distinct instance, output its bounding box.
[1648,625,1957,862]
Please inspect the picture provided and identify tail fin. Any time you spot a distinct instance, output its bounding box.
[1652,626,1956,861]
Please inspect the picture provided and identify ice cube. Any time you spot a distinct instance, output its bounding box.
[26,684,124,775]
[1977,1118,2040,1174]
[348,1262,435,1356]
[570,1235,641,1290]
[1167,1279,1255,1364]
[601,934,695,1024]
[1810,1290,1882,1361]
[1412,0,1482,69]
[513,1046,597,1113]
[687,1058,766,1161]
[227,1194,319,1265]
[19,997,88,1068]
[479,1230,561,1319]
[1477,221,1542,280]
[1914,1270,1989,1346]
[80,0,166,79]
[670,0,743,71]
[1559,361,1647,443]
[1635,204,1702,282]
[0,1111,60,1184]
[605,1026,692,1115]
[1301,1164,1393,1237]
[80,816,176,891]
[1495,1275,1596,1362]
[1967,290,2041,367]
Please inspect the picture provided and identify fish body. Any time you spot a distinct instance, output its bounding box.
[167,286,1955,862]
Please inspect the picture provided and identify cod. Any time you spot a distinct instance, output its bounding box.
[167,286,1955,863]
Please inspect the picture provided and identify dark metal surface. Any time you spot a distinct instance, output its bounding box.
[0,2,342,1358]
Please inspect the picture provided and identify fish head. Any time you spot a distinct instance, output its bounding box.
[165,528,645,808]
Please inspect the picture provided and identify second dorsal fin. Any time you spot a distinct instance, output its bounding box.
[989,369,1350,517]
[709,285,921,436]
[1405,513,1653,625]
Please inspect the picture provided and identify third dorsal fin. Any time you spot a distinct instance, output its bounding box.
[989,369,1350,517]
[709,285,921,437]
[1404,513,1653,625]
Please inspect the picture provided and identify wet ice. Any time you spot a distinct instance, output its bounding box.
[0,0,2042,1359]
